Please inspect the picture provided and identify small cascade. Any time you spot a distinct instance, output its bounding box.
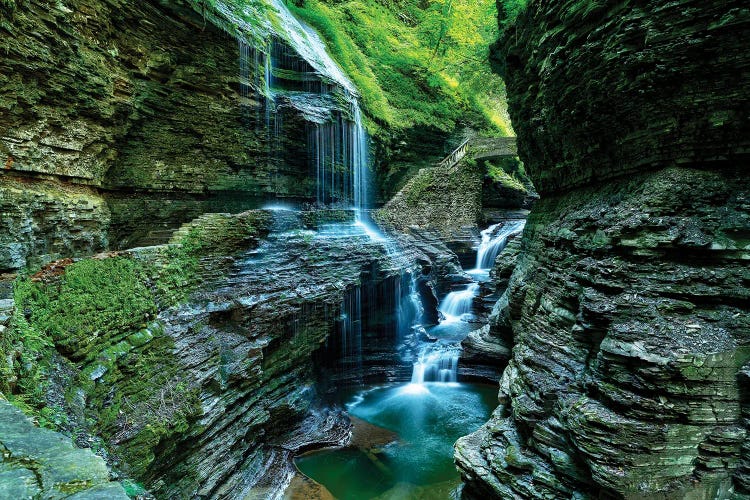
[397,272,423,342]
[473,220,526,271]
[403,221,526,392]
[410,345,460,384]
[352,104,369,217]
[438,283,479,323]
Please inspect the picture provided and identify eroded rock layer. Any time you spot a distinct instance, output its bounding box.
[457,1,750,498]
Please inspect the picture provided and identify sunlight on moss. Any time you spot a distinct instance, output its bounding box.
[288,0,513,137]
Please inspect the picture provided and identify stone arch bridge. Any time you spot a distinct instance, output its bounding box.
[437,136,518,172]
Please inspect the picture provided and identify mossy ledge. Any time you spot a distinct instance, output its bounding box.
[1,210,272,490]
[0,207,413,497]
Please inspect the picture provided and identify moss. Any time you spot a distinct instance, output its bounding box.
[486,156,529,192]
[0,0,16,23]
[497,0,528,26]
[14,258,155,360]
[404,169,438,207]
[288,0,513,136]
[0,211,274,482]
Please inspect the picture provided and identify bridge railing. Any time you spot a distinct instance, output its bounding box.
[436,137,471,171]
[436,136,518,172]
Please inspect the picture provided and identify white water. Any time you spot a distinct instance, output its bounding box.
[267,0,357,95]
[410,345,460,384]
[438,283,479,323]
[404,282,477,392]
[473,220,526,271]
[405,221,525,391]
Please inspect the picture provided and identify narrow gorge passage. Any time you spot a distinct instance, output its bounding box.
[293,220,525,499]
[0,0,747,499]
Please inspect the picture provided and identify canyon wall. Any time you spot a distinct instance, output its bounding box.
[2,208,413,498]
[0,0,294,271]
[457,1,750,498]
[0,0,449,271]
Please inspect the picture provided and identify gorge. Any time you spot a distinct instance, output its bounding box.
[1,1,748,499]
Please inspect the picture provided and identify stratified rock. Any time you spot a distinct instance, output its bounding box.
[376,161,484,235]
[0,400,128,499]
[0,177,109,271]
[457,1,750,498]
[3,208,415,498]
[459,325,510,380]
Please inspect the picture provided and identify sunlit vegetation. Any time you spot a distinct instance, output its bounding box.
[288,0,515,137]
[497,0,528,26]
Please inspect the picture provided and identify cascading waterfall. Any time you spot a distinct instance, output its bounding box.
[339,286,363,382]
[405,222,526,391]
[473,220,526,271]
[438,283,479,323]
[410,345,460,385]
[234,0,409,389]
[397,272,422,342]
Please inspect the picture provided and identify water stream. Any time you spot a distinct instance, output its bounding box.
[293,220,528,498]
[231,5,524,496]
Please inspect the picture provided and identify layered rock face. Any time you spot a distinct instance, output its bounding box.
[4,208,413,498]
[457,1,750,498]
[0,0,293,270]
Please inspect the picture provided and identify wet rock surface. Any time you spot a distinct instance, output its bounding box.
[0,400,128,499]
[127,210,412,498]
[458,1,750,498]
[0,0,299,271]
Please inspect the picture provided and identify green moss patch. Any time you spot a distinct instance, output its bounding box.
[0,210,271,482]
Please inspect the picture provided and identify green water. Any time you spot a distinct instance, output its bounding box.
[295,382,497,499]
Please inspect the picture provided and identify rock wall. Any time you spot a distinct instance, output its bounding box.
[457,1,750,498]
[0,0,471,272]
[0,0,292,270]
[2,208,412,498]
[0,400,128,499]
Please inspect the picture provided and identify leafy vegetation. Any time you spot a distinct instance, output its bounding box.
[497,0,528,26]
[287,0,514,136]
[485,157,529,194]
[14,258,156,360]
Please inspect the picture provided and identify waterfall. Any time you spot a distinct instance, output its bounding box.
[438,283,479,323]
[404,221,526,391]
[402,343,460,394]
[473,220,526,271]
[352,104,369,216]
[339,285,363,383]
[397,272,422,341]
[411,345,460,384]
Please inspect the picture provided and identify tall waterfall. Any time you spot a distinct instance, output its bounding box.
[235,0,371,214]
[233,0,409,389]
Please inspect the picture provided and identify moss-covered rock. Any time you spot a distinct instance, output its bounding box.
[1,208,409,497]
[457,1,750,498]
[376,159,484,234]
[0,399,128,499]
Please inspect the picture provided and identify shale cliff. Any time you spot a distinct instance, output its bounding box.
[0,0,457,271]
[456,1,750,498]
[2,208,416,498]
